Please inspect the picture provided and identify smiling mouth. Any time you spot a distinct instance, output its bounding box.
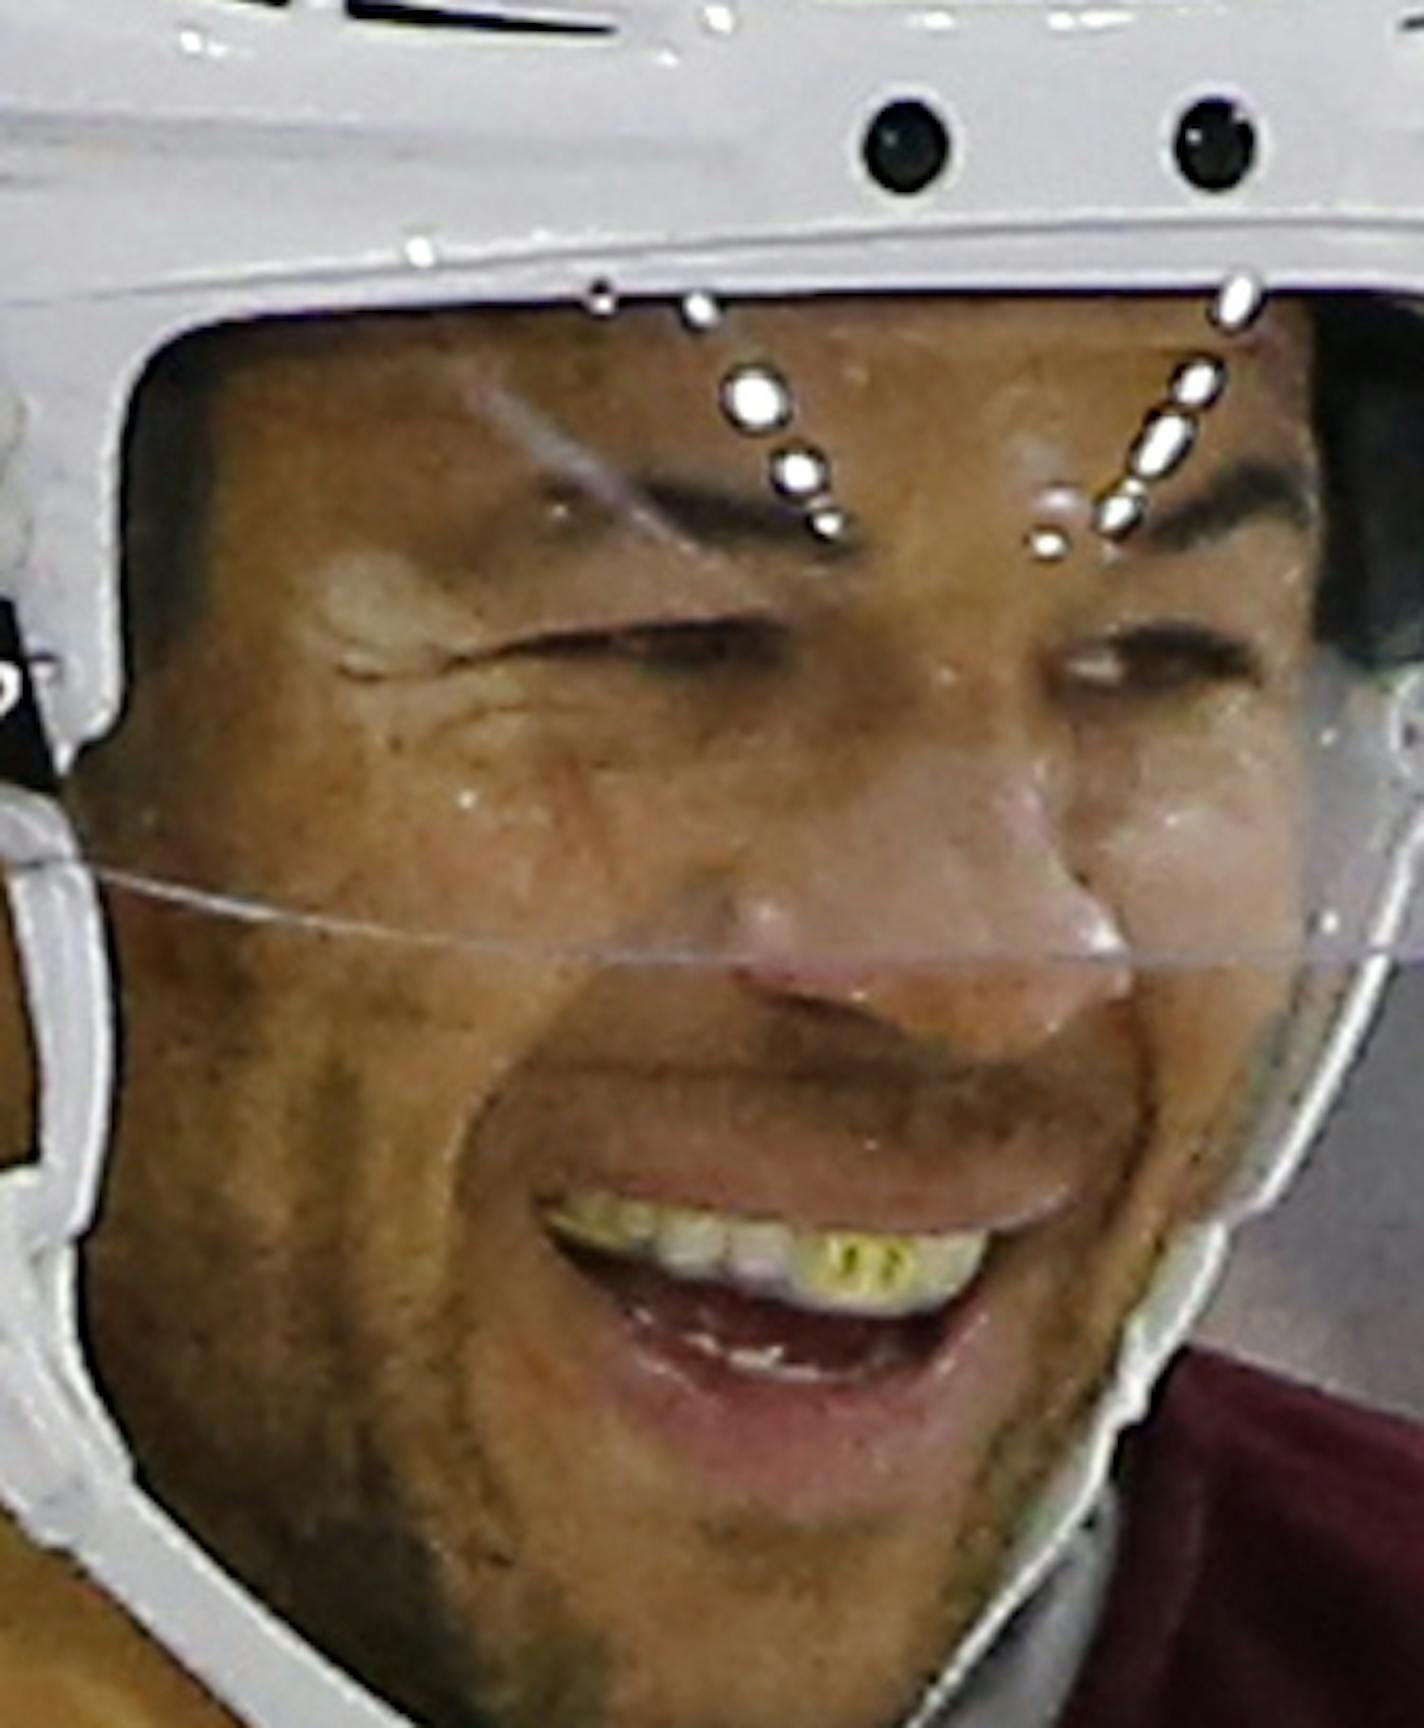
[544,1188,992,1386]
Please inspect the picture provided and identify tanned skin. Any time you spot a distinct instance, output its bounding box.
[1,296,1320,1728]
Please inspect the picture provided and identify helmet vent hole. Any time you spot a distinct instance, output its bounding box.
[861,99,953,197]
[1174,96,1259,194]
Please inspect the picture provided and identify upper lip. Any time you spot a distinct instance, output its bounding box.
[502,991,1144,1243]
[518,1075,1133,1242]
[534,1135,1089,1243]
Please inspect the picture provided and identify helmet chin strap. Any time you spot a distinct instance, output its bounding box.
[0,786,123,1531]
[0,783,414,1724]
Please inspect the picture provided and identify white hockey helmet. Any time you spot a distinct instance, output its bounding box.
[1,4,1424,1727]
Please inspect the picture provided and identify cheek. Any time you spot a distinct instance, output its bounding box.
[1083,721,1303,1173]
[1079,700,1304,954]
[311,715,786,959]
[99,897,603,1416]
[228,658,696,940]
[107,641,752,1187]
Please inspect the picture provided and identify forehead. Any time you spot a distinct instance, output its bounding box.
[208,294,1314,472]
[188,296,1316,659]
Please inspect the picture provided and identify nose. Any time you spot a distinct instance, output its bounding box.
[728,742,1131,1064]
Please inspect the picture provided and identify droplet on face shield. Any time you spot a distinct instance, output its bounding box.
[1171,357,1227,411]
[1310,908,1344,945]
[1061,642,1126,687]
[769,443,831,502]
[1211,272,1266,335]
[1129,410,1197,482]
[1027,526,1071,562]
[1094,483,1148,540]
[680,291,723,333]
[1035,483,1084,520]
[720,365,794,436]
[584,279,619,319]
[807,503,852,543]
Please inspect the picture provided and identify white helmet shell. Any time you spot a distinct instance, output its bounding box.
[1,4,1423,1726]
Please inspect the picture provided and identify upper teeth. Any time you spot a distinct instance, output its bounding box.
[544,1190,990,1320]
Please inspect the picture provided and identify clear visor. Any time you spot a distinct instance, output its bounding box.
[58,287,1424,982]
[9,285,1424,1728]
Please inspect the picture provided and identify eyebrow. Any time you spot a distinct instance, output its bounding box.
[611,474,864,564]
[638,476,812,542]
[527,454,1314,574]
[1138,456,1319,556]
[625,462,1311,560]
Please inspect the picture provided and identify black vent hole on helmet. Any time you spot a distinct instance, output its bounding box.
[1173,96,1258,194]
[345,0,616,35]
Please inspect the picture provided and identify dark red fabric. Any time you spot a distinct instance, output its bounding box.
[1056,1349,1424,1728]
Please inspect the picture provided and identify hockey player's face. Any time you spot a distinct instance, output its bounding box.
[76,297,1317,1728]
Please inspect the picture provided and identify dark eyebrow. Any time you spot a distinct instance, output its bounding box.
[537,457,1313,568]
[632,474,864,562]
[1138,456,1319,556]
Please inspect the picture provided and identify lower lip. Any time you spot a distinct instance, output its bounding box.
[553,1243,1005,1516]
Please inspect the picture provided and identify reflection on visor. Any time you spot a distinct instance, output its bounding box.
[21,287,1424,979]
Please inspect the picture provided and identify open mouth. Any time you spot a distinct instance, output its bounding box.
[544,1188,991,1388]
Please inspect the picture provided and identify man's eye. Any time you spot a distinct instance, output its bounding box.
[502,616,789,676]
[1057,623,1263,700]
